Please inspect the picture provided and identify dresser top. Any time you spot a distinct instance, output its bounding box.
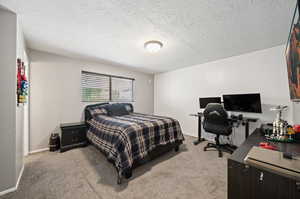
[229,129,300,164]
[60,121,86,128]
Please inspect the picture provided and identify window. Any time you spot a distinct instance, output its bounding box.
[81,71,134,102]
[81,71,110,102]
[111,77,133,102]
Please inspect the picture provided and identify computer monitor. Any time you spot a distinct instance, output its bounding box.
[222,93,262,113]
[199,97,222,109]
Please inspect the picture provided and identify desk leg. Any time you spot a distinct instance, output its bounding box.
[193,115,205,145]
[245,121,249,139]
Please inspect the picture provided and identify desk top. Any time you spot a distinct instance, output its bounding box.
[229,129,300,164]
[189,112,258,122]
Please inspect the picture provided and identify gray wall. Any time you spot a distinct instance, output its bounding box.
[0,8,17,192]
[29,50,154,151]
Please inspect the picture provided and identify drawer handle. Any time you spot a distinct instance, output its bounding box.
[259,172,264,182]
[296,182,300,191]
[242,165,249,172]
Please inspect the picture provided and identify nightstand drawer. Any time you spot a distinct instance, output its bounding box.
[61,128,86,146]
[60,122,87,152]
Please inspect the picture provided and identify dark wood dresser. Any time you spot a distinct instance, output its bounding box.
[60,122,88,152]
[228,129,300,199]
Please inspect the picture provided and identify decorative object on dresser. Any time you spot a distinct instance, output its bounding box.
[60,122,88,152]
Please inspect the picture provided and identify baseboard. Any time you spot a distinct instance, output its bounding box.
[0,165,24,196]
[29,147,48,154]
[0,186,17,196]
[16,165,24,189]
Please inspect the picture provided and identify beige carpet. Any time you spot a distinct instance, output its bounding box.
[1,136,229,199]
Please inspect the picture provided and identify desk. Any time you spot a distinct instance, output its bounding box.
[189,112,205,145]
[228,129,300,199]
[189,112,258,145]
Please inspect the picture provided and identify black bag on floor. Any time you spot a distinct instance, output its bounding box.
[49,133,60,152]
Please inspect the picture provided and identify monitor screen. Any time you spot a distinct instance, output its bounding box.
[199,97,221,109]
[222,93,262,113]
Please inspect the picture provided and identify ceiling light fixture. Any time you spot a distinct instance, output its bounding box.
[144,40,163,53]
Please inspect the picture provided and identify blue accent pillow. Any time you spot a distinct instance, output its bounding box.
[106,103,129,116]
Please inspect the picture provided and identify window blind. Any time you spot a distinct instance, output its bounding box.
[111,77,134,102]
[81,71,110,102]
[81,71,134,102]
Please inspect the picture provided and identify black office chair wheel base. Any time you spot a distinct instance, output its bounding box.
[204,143,214,151]
[204,142,234,158]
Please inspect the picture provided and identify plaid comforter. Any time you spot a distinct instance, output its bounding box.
[87,113,184,178]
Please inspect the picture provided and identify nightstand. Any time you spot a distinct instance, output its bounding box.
[60,121,88,152]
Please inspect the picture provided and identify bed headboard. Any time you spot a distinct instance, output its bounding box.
[84,103,134,122]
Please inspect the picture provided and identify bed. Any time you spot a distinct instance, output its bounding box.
[84,103,184,184]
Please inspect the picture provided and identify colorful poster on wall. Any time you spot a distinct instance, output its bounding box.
[286,0,300,101]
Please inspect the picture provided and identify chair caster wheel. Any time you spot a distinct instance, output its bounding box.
[203,148,207,151]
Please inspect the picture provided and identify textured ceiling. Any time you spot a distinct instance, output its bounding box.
[0,0,296,73]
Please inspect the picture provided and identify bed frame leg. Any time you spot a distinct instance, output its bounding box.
[174,145,179,152]
[117,173,122,185]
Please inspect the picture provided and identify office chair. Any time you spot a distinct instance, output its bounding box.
[203,103,235,157]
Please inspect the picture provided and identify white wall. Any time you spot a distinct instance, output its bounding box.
[154,45,295,146]
[29,50,154,152]
[0,8,17,192]
[293,102,300,124]
[23,52,30,157]
[0,7,28,194]
[16,18,29,177]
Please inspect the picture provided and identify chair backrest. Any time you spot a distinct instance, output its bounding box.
[203,103,231,135]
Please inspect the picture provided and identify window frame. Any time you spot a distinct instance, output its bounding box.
[81,70,135,102]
